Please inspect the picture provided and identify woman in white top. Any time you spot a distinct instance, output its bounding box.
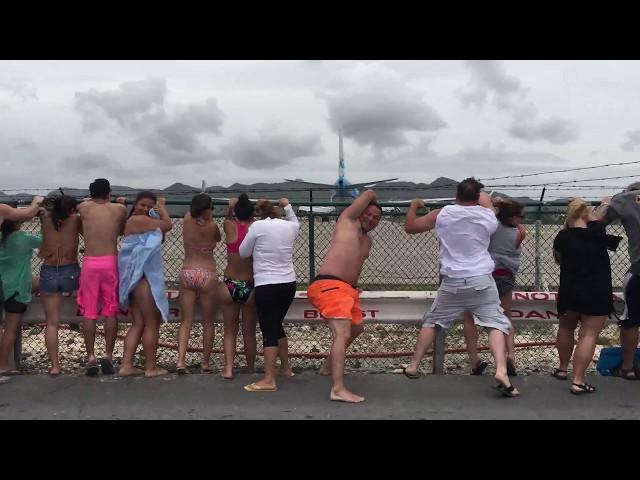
[239,198,299,392]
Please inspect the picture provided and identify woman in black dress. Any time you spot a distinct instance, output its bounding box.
[552,198,621,394]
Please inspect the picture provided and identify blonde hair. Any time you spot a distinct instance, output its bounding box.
[564,197,591,228]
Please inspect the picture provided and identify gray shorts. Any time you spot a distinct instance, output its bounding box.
[423,274,511,334]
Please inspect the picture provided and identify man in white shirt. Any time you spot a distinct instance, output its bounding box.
[402,178,519,397]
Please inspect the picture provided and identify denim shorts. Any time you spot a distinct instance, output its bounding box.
[39,263,80,294]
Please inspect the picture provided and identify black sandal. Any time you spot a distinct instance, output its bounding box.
[507,359,518,377]
[570,383,596,395]
[403,367,421,380]
[471,361,488,376]
[494,382,520,398]
[613,367,636,380]
[551,368,568,380]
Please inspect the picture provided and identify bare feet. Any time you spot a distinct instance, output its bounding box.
[248,379,276,390]
[119,366,145,377]
[330,387,365,403]
[200,363,214,374]
[145,368,169,378]
[280,366,295,377]
[318,361,331,376]
[221,366,233,380]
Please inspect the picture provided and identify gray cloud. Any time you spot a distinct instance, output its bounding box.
[319,63,447,150]
[133,98,225,165]
[508,106,580,144]
[0,76,37,102]
[458,60,526,110]
[224,131,324,169]
[62,153,135,176]
[75,79,225,166]
[75,78,167,131]
[459,61,580,145]
[621,130,640,151]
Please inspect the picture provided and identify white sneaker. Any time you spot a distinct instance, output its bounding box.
[0,376,11,384]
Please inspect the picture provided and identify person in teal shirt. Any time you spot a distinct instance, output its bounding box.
[0,211,42,375]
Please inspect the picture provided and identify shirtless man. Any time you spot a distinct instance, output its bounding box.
[76,179,127,376]
[307,190,382,403]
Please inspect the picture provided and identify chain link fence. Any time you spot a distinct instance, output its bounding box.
[10,206,630,375]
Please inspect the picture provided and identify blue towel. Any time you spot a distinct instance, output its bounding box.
[118,211,168,321]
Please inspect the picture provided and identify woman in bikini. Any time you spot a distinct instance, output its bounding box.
[176,193,221,374]
[218,194,258,379]
[38,194,82,376]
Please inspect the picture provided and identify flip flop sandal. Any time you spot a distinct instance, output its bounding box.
[470,361,488,376]
[176,367,189,375]
[0,376,11,384]
[570,383,596,395]
[403,367,421,379]
[200,367,214,374]
[100,358,115,375]
[244,382,277,392]
[551,368,568,380]
[0,369,21,376]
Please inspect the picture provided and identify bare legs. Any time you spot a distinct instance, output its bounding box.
[325,319,365,403]
[41,293,62,375]
[119,278,166,377]
[0,313,22,372]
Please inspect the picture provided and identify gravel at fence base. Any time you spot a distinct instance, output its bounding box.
[17,322,619,376]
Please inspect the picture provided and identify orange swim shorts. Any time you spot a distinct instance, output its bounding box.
[307,278,363,325]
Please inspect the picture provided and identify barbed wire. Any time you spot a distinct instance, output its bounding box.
[478,159,640,181]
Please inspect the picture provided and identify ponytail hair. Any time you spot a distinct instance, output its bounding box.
[564,198,591,229]
[190,193,212,218]
[43,195,78,231]
[234,193,255,221]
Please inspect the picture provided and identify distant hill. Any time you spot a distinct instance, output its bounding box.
[0,178,542,218]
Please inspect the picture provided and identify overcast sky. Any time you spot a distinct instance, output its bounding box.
[1,60,640,199]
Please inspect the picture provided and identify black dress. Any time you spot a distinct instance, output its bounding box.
[553,221,621,316]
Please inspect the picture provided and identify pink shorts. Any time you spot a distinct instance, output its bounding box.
[77,256,120,320]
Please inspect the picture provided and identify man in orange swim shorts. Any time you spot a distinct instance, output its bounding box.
[307,190,381,403]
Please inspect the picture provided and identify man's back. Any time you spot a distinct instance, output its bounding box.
[78,201,127,256]
[605,191,640,272]
[436,204,498,278]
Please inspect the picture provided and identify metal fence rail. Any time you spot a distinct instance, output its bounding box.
[7,200,630,375]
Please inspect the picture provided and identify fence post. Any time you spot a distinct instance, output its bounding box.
[308,188,315,281]
[534,219,542,290]
[432,326,446,374]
